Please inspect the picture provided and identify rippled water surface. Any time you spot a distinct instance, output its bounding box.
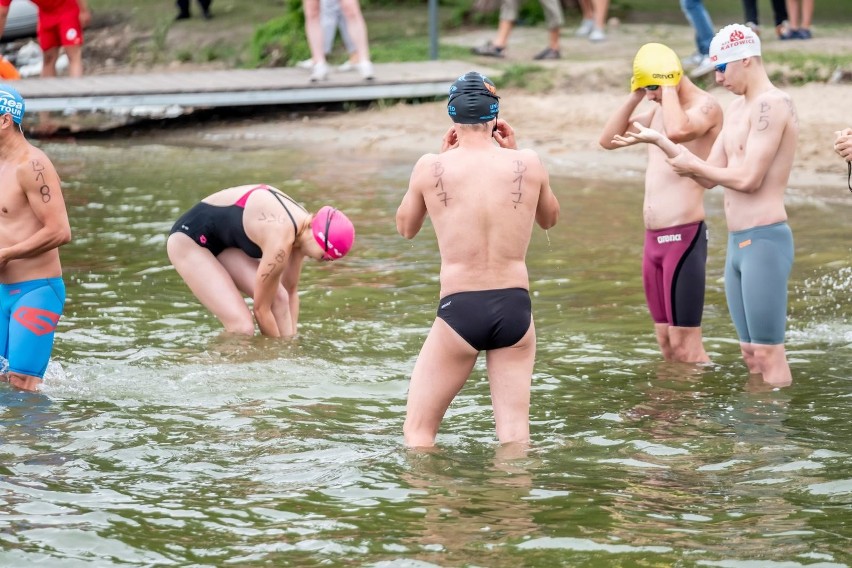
[1,138,850,567]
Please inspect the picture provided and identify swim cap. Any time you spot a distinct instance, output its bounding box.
[312,206,354,260]
[710,23,761,66]
[447,71,499,124]
[0,84,24,124]
[631,43,683,92]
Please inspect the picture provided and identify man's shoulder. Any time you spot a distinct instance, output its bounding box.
[753,87,793,105]
[496,146,537,157]
[692,87,722,108]
[413,151,441,169]
[747,88,796,119]
[4,141,55,177]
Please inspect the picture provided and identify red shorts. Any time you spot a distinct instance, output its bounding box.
[37,3,83,52]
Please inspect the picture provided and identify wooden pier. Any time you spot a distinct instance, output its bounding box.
[11,60,496,114]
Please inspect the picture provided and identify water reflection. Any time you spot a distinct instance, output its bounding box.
[397,444,539,565]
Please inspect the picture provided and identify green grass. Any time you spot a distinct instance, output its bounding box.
[767,52,852,85]
[494,64,552,91]
[83,0,852,71]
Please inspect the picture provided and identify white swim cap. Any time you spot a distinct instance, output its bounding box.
[710,23,761,66]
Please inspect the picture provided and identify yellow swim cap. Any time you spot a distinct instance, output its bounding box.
[631,43,683,92]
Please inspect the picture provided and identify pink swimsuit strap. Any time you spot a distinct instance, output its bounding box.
[234,184,271,208]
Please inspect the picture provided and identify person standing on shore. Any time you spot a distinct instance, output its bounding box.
[396,71,560,448]
[0,85,72,392]
[741,0,793,39]
[612,24,798,387]
[176,0,212,20]
[0,0,90,78]
[600,43,722,363]
[679,0,716,77]
[785,0,814,39]
[297,0,358,72]
[471,0,565,60]
[302,0,373,81]
[575,0,609,42]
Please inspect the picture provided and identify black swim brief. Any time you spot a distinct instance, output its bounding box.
[437,287,532,351]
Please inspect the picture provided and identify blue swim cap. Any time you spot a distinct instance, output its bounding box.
[0,84,25,124]
[447,71,499,124]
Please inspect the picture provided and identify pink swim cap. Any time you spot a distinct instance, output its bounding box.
[311,206,355,260]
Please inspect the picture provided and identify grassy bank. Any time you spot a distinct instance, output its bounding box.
[83,0,852,85]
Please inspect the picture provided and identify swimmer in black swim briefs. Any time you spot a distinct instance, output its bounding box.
[395,71,561,448]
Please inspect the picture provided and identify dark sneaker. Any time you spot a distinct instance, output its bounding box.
[471,42,505,58]
[796,28,812,39]
[533,47,560,60]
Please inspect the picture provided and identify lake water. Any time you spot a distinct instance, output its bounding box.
[1,137,850,567]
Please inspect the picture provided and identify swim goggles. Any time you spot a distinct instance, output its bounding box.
[847,161,851,193]
[322,208,335,260]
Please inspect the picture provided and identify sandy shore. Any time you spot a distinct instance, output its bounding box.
[156,24,851,191]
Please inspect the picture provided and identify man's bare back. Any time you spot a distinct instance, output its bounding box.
[396,71,559,447]
[405,142,551,296]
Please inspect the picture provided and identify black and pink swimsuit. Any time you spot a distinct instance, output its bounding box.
[169,185,301,258]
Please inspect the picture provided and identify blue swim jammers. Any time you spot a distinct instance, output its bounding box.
[724,222,794,345]
[0,277,66,378]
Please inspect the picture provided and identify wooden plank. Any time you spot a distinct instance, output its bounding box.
[11,61,498,112]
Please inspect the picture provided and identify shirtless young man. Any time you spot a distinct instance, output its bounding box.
[613,24,798,386]
[396,71,560,448]
[0,85,72,392]
[600,42,722,363]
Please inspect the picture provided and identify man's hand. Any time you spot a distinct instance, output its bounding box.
[493,118,517,149]
[834,128,852,162]
[666,145,700,177]
[440,125,458,153]
[611,121,663,148]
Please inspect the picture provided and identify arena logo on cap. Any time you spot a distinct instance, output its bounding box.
[652,73,677,80]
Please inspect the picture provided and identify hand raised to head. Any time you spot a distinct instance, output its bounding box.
[440,125,458,153]
[493,118,518,149]
[834,128,852,162]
